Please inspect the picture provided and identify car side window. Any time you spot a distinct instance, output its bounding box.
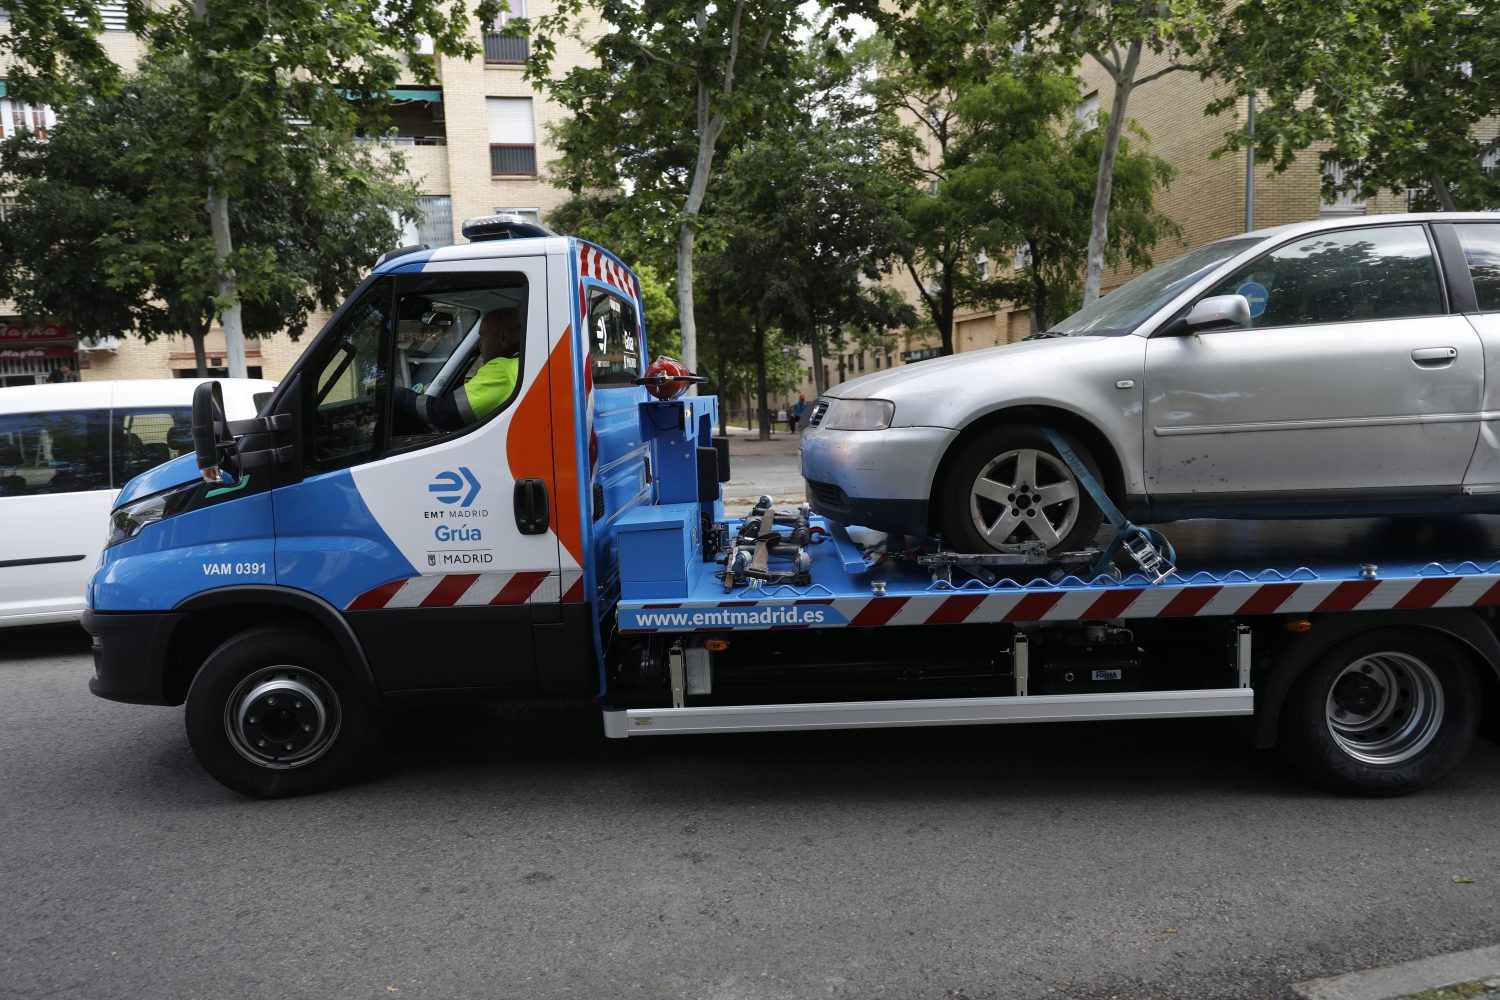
[0,410,111,497]
[308,278,393,473]
[1204,225,1444,329]
[588,291,640,387]
[1454,224,1500,313]
[111,407,193,484]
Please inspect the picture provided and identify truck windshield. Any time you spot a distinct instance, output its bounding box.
[1045,238,1260,336]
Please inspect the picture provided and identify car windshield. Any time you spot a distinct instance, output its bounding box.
[1046,238,1261,336]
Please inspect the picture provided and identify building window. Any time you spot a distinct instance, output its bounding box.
[99,2,128,29]
[1076,93,1100,129]
[0,198,14,222]
[485,0,529,64]
[415,195,454,247]
[488,97,536,176]
[494,208,541,225]
[1321,161,1366,217]
[0,98,54,140]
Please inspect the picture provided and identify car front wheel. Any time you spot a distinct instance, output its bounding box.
[939,425,1104,555]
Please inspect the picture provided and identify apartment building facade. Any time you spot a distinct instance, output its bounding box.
[0,2,583,386]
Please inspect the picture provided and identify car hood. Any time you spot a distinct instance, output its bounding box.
[829,336,1116,400]
[113,452,200,508]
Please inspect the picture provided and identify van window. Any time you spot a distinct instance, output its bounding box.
[112,408,193,483]
[588,291,640,387]
[308,278,393,472]
[0,410,111,496]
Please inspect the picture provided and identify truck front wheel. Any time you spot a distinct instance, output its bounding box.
[1280,629,1481,796]
[184,625,379,798]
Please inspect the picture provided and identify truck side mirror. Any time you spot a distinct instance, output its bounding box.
[191,381,234,484]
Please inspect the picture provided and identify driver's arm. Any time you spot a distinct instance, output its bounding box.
[392,384,471,432]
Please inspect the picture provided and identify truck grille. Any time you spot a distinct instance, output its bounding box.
[808,400,829,427]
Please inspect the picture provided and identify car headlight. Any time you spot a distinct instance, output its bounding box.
[107,481,200,548]
[821,398,895,431]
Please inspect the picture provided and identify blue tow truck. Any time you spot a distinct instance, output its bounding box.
[85,217,1500,797]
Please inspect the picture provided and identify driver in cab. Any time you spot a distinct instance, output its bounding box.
[394,307,522,432]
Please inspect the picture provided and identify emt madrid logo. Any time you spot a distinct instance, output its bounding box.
[428,466,481,507]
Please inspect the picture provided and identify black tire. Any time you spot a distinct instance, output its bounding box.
[939,424,1105,555]
[184,625,380,798]
[1279,630,1481,796]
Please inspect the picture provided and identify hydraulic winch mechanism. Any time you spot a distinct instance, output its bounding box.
[721,495,821,591]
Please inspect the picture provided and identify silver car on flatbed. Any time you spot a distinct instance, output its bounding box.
[802,213,1500,553]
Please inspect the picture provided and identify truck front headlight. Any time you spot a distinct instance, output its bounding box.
[107,482,199,548]
[821,398,895,431]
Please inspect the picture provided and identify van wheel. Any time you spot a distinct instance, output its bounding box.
[1279,630,1481,796]
[185,625,380,798]
[939,425,1105,555]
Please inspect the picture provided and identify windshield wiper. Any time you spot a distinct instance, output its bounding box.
[1023,330,1069,341]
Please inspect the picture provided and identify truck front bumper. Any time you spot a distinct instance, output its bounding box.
[82,609,185,706]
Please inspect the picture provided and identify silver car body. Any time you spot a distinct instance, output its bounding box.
[801,212,1500,535]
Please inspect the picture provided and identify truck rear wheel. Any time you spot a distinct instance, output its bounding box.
[1280,629,1481,796]
[184,625,379,798]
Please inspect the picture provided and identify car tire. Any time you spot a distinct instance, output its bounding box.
[1279,630,1481,796]
[939,425,1105,555]
[184,625,380,798]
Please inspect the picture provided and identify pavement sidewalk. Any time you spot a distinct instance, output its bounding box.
[1296,945,1500,1000]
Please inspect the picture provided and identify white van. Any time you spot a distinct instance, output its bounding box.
[0,378,273,627]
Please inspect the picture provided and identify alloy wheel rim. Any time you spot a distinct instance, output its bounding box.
[223,665,342,770]
[1324,652,1444,766]
[969,447,1081,549]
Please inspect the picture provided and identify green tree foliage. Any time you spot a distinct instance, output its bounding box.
[528,0,881,376]
[875,28,1177,344]
[0,0,499,377]
[982,0,1225,304]
[0,55,418,374]
[1210,0,1500,211]
[698,55,914,436]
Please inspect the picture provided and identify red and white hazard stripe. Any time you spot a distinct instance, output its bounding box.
[618,573,1500,632]
[348,568,586,610]
[578,244,632,299]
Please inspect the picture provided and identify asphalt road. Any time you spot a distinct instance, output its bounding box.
[4,625,1499,1000]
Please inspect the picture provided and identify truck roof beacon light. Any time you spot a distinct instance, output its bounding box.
[461,214,555,242]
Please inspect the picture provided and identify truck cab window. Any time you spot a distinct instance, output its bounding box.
[588,291,640,387]
[309,278,392,472]
[389,272,529,452]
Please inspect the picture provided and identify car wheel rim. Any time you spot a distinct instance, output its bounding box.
[224,665,342,771]
[1324,652,1444,766]
[969,448,1080,550]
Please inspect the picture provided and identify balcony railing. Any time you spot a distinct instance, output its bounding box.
[490,144,537,176]
[484,32,529,64]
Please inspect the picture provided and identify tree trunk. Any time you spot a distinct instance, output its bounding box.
[1082,42,1143,305]
[190,324,209,376]
[1430,169,1458,211]
[194,0,247,380]
[1030,251,1048,333]
[938,274,955,355]
[753,323,770,441]
[810,328,826,394]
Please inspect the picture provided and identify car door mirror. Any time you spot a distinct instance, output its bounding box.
[1175,294,1252,334]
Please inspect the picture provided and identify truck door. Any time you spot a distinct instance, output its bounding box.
[271,256,565,694]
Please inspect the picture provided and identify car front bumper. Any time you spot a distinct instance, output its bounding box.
[799,424,956,536]
[82,608,185,705]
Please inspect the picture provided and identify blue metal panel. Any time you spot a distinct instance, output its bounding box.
[372,248,435,275]
[93,492,277,611]
[114,452,197,507]
[616,503,700,600]
[272,467,416,609]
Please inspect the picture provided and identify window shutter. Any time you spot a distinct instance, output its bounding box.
[487,98,534,144]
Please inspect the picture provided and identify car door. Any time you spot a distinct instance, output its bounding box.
[1444,222,1500,493]
[271,256,563,694]
[1143,223,1482,507]
[0,406,112,624]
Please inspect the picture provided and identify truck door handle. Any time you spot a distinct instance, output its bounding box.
[1412,347,1458,367]
[514,478,549,534]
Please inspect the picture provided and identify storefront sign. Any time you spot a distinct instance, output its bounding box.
[0,322,72,343]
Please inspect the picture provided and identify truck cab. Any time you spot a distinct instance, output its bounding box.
[85,220,698,795]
